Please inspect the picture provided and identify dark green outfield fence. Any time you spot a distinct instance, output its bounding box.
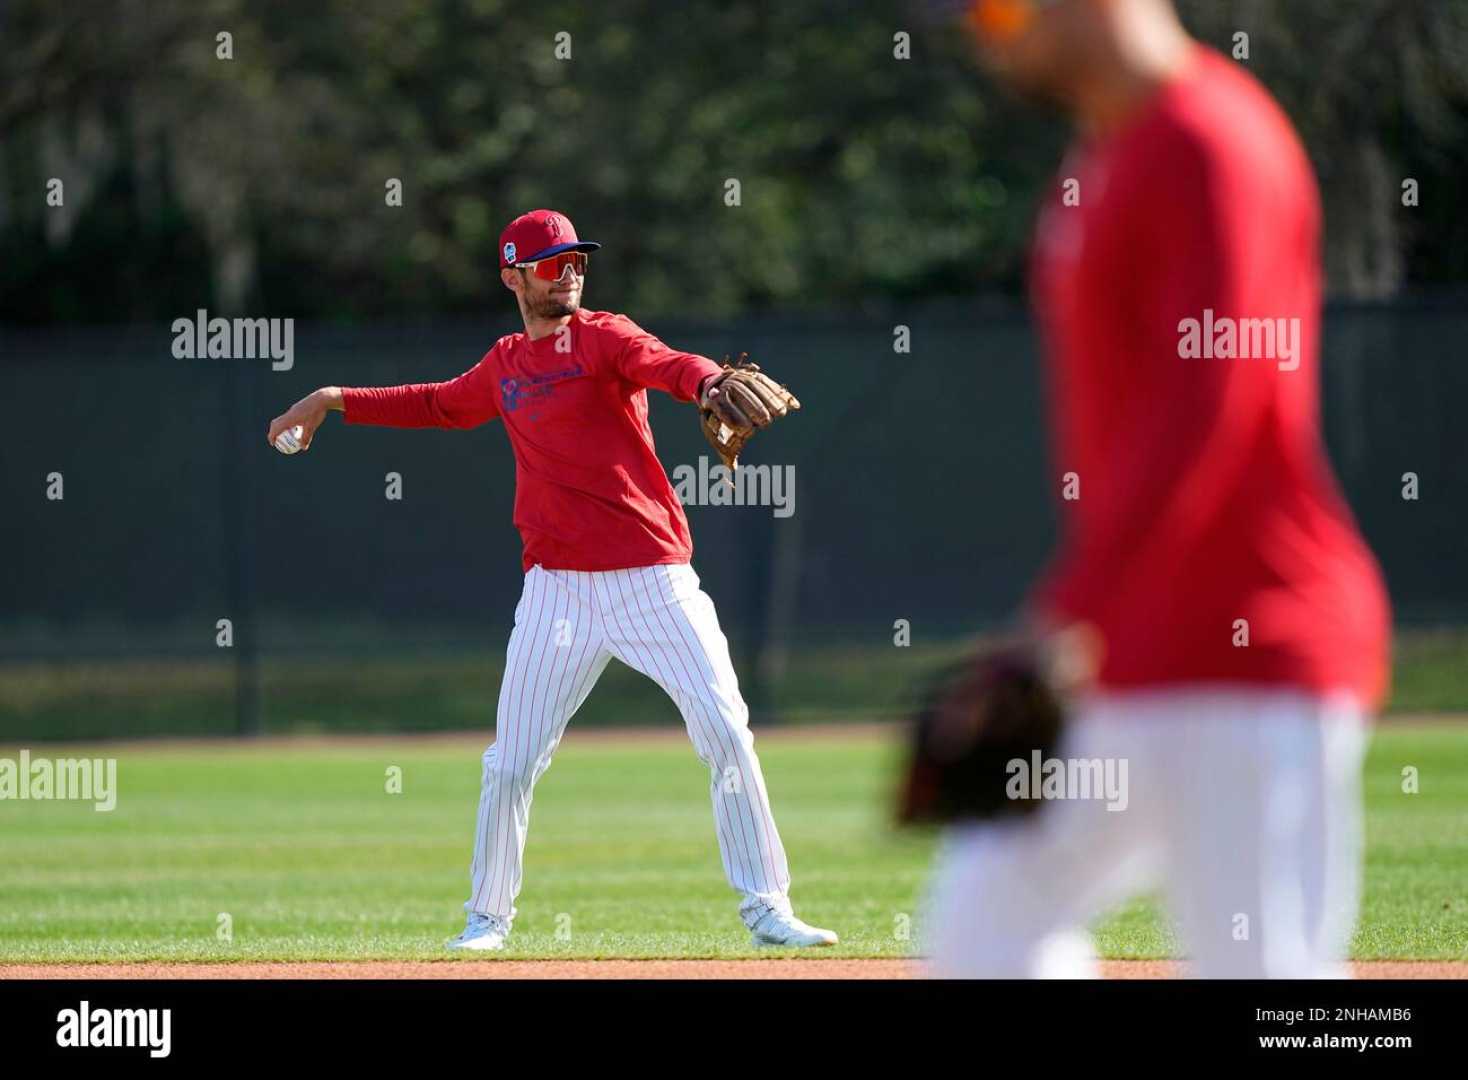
[3,294,1466,738]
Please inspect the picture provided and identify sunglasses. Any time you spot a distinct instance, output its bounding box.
[967,0,1059,41]
[515,251,590,281]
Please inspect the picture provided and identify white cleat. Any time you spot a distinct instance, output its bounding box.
[447,912,511,952]
[749,909,839,949]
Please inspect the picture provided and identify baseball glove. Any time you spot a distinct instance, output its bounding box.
[894,630,1096,826]
[699,353,801,471]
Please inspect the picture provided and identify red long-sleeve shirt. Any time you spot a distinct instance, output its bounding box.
[342,309,722,572]
[1028,47,1391,707]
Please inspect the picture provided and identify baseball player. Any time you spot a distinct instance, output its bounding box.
[919,0,1391,977]
[265,209,837,951]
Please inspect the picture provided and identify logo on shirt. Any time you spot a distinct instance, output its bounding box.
[500,363,587,415]
[501,377,522,412]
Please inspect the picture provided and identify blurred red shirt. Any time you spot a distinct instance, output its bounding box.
[1028,47,1391,707]
[341,309,722,572]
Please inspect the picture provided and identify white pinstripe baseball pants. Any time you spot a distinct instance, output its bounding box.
[465,563,792,927]
[922,688,1368,978]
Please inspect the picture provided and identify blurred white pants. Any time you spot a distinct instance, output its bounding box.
[922,687,1369,978]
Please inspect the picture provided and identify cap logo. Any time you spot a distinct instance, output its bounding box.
[546,215,563,239]
[503,241,517,264]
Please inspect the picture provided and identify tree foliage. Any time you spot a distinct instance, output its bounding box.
[2,0,1464,324]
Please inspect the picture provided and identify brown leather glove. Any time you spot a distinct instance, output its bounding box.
[699,353,801,471]
[895,628,1099,825]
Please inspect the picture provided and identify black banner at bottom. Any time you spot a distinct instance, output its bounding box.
[0,977,1456,1066]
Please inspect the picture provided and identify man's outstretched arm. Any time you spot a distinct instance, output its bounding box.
[606,314,723,402]
[265,351,501,450]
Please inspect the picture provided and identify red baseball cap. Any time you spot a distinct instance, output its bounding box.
[499,209,601,269]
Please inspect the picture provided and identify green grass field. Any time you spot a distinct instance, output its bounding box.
[1,723,1465,964]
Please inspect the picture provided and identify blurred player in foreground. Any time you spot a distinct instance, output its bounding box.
[266,209,834,951]
[919,0,1391,977]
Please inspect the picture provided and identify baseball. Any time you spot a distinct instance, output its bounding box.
[274,424,305,455]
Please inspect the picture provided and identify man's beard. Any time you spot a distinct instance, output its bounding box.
[528,293,579,319]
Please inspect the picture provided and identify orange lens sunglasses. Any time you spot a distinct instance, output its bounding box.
[516,251,590,281]
[968,0,1042,42]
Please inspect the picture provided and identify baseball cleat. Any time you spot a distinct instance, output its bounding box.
[749,909,839,948]
[447,912,511,952]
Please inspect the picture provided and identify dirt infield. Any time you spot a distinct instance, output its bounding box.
[2,959,1463,980]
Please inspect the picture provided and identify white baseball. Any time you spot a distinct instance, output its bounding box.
[274,424,305,454]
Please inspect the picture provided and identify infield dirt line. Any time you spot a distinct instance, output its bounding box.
[1,959,1463,980]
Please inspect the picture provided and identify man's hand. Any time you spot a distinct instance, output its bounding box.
[266,387,343,454]
[698,354,800,471]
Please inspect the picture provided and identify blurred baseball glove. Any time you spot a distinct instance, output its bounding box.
[894,629,1097,826]
[699,353,801,471]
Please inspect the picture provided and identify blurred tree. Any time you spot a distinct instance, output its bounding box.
[1,0,1464,324]
[1178,0,1468,298]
